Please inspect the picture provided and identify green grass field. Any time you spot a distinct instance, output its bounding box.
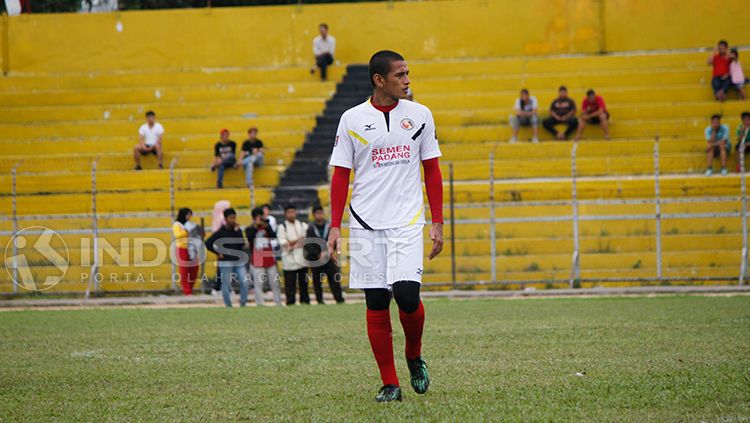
[1,296,749,421]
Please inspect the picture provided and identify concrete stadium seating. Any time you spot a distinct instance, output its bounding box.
[2,51,749,294]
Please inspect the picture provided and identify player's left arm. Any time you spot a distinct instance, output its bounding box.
[420,109,444,260]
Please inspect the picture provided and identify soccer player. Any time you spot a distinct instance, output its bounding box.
[327,50,444,402]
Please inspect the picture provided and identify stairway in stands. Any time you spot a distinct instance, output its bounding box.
[272,65,370,211]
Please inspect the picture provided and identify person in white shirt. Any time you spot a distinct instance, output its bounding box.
[327,50,443,402]
[311,23,336,81]
[276,204,310,305]
[133,110,164,170]
[509,89,539,143]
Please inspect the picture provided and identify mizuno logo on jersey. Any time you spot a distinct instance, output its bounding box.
[364,123,376,131]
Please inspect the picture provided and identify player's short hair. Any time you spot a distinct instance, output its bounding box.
[312,205,324,213]
[223,208,237,218]
[711,114,722,121]
[284,204,296,211]
[319,23,328,30]
[247,127,258,134]
[369,50,405,88]
[558,85,568,92]
[718,40,729,47]
[520,88,529,95]
[586,89,595,96]
[145,110,155,117]
[251,207,264,219]
[741,111,750,120]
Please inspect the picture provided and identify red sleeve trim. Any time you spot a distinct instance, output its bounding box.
[330,166,351,228]
[422,158,443,224]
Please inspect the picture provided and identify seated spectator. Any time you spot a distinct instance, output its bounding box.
[704,114,731,176]
[509,88,539,143]
[542,86,578,140]
[204,208,250,307]
[304,206,345,305]
[211,129,237,189]
[311,23,335,81]
[133,111,164,170]
[246,207,282,307]
[736,112,750,172]
[708,40,731,102]
[236,127,264,188]
[729,48,747,100]
[277,204,309,305]
[575,89,610,141]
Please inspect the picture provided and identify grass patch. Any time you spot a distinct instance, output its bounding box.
[0,297,749,421]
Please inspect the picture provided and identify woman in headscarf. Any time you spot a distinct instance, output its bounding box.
[173,207,200,295]
[210,200,232,295]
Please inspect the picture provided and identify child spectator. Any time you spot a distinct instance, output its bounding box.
[509,88,539,143]
[729,48,747,100]
[133,111,164,170]
[542,86,578,140]
[237,127,264,188]
[246,207,282,306]
[575,89,610,141]
[211,129,237,189]
[704,114,731,176]
[708,40,731,102]
[736,112,750,172]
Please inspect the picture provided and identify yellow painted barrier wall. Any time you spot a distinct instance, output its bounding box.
[3,0,749,74]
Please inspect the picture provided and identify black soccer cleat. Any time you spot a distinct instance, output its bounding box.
[375,384,402,402]
[407,357,430,394]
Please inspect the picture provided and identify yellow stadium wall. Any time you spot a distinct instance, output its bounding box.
[3,0,749,74]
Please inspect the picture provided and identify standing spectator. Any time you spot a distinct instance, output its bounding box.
[133,111,164,170]
[277,204,310,305]
[209,200,231,296]
[237,127,265,188]
[542,86,578,140]
[575,89,610,141]
[704,114,731,176]
[311,23,336,81]
[729,48,747,100]
[211,129,237,189]
[173,208,202,295]
[736,112,750,172]
[262,203,278,232]
[509,88,539,143]
[708,40,732,102]
[246,207,282,306]
[205,208,250,307]
[304,206,345,305]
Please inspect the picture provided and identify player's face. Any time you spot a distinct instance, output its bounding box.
[382,61,410,100]
[286,208,297,222]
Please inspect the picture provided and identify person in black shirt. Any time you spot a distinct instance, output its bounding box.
[542,86,578,140]
[237,127,265,188]
[205,208,250,307]
[304,206,345,304]
[210,129,237,189]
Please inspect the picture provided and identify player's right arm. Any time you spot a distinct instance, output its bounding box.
[327,113,356,264]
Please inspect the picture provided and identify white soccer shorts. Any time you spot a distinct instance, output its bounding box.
[348,224,424,289]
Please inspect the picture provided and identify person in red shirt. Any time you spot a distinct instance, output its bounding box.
[245,207,283,306]
[575,89,610,141]
[708,40,732,102]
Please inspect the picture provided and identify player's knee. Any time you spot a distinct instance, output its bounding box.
[392,281,421,313]
[364,288,391,311]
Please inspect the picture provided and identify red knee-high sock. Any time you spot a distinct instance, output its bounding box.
[366,309,399,386]
[399,301,425,360]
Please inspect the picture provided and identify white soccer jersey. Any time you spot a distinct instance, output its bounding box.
[329,98,441,230]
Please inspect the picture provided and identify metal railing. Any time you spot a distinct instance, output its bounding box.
[3,135,749,296]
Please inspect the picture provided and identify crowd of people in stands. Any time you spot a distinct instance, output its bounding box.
[174,200,345,307]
